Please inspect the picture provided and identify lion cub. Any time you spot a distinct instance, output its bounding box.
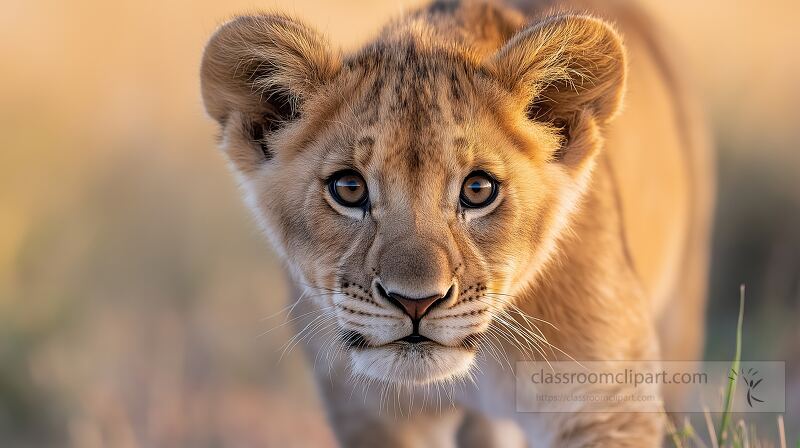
[201,0,713,445]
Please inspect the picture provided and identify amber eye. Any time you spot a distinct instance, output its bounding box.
[328,170,368,207]
[460,171,498,208]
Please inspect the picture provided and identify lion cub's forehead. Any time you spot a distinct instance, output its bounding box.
[344,41,480,125]
[333,43,489,179]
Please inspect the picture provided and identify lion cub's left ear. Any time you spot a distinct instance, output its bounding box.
[485,15,626,170]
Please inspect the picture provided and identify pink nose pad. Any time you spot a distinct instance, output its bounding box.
[388,293,445,321]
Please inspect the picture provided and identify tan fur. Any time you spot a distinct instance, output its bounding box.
[200,0,713,446]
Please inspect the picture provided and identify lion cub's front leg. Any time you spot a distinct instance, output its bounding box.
[509,378,665,447]
[327,407,463,448]
[456,410,526,448]
[547,412,664,447]
[313,366,464,447]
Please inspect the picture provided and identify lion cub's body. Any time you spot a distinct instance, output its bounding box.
[516,0,714,371]
[201,0,713,446]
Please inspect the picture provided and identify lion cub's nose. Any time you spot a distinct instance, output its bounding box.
[378,283,451,321]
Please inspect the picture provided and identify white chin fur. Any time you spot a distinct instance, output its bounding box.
[349,344,476,385]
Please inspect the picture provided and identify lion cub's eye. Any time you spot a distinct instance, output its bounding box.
[460,171,499,208]
[328,170,368,207]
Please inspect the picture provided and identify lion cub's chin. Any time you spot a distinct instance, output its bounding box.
[349,343,476,385]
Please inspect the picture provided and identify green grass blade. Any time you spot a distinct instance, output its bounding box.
[718,284,745,445]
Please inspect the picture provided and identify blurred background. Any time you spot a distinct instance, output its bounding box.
[1,0,798,446]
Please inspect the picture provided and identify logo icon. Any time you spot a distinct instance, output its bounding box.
[729,367,764,407]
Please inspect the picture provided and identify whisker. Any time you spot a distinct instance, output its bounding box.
[483,299,558,359]
[284,319,339,361]
[279,312,337,361]
[257,303,338,338]
[259,288,308,322]
[476,295,578,364]
[483,292,560,330]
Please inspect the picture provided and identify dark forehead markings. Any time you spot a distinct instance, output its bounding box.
[449,69,462,101]
[448,68,468,124]
[347,43,481,173]
[360,73,385,126]
[383,44,445,173]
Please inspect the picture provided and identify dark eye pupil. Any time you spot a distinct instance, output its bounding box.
[329,171,368,207]
[338,178,361,191]
[460,172,497,208]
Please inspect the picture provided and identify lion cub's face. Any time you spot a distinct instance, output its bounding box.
[201,14,625,384]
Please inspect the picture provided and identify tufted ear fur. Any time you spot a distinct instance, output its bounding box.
[200,14,341,164]
[485,14,626,172]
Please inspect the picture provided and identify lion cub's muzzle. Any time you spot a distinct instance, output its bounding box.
[375,281,454,342]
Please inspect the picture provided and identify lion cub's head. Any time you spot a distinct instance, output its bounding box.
[201,9,625,384]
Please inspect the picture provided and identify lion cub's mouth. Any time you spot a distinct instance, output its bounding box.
[341,330,478,351]
[341,330,436,349]
[399,334,431,344]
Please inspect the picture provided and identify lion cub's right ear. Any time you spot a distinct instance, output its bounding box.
[200,14,340,167]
